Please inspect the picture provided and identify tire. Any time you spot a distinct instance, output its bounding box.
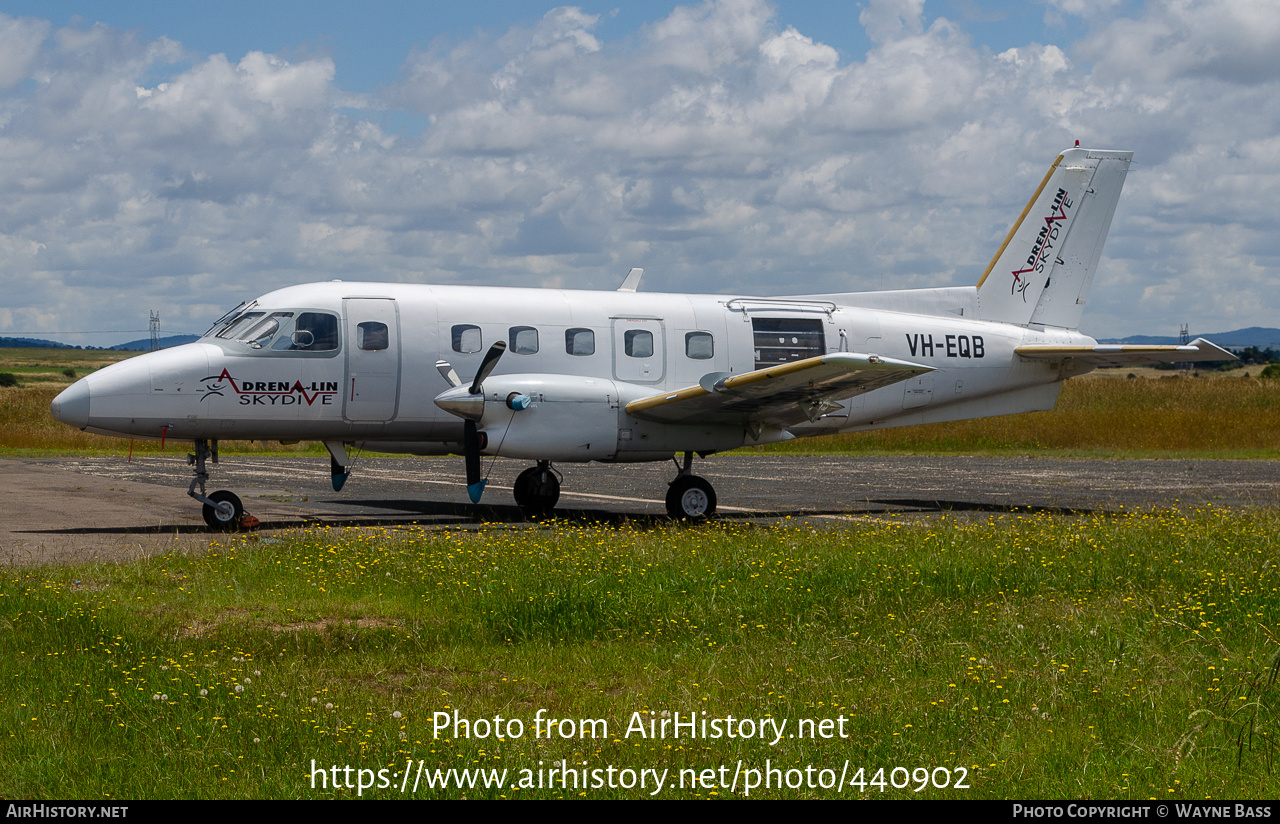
[202,490,244,531]
[513,466,560,517]
[666,475,716,521]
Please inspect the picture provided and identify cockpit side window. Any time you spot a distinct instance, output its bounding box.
[264,311,340,352]
[286,312,339,351]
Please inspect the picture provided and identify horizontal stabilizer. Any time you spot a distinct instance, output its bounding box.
[626,353,933,427]
[1015,337,1237,367]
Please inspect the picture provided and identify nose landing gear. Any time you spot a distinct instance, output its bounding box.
[189,439,254,531]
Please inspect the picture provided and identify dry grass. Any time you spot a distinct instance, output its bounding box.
[762,373,1280,457]
[0,386,322,455]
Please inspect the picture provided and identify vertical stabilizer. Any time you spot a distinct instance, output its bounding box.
[976,148,1132,328]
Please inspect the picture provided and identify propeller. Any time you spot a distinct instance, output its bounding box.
[470,341,506,394]
[436,342,507,503]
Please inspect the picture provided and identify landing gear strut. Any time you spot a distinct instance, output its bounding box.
[666,451,717,521]
[189,439,250,531]
[513,461,560,518]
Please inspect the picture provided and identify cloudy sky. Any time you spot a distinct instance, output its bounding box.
[0,0,1276,345]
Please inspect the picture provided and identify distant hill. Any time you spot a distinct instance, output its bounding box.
[1098,327,1280,349]
[110,335,200,351]
[0,336,77,349]
[1,334,199,351]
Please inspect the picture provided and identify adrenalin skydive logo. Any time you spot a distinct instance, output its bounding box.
[201,369,338,406]
[1011,186,1073,300]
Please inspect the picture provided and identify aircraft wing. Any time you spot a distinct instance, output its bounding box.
[625,353,933,428]
[1015,337,1236,367]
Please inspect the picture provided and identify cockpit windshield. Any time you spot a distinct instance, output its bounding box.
[214,312,265,341]
[204,302,339,354]
[203,301,251,337]
[237,312,294,349]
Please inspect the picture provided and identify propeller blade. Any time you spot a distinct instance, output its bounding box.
[464,419,486,503]
[331,454,350,492]
[436,359,462,388]
[469,341,507,395]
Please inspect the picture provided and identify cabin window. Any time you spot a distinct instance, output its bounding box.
[685,331,714,360]
[624,329,653,358]
[452,324,482,354]
[752,318,824,370]
[565,328,594,356]
[509,326,539,355]
[358,321,389,351]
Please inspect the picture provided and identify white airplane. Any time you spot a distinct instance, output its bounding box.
[50,146,1234,528]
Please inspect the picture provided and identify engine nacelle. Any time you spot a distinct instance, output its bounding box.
[443,374,624,461]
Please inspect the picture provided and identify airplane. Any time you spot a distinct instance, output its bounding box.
[50,146,1235,529]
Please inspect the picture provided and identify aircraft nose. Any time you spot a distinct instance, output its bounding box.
[50,380,91,429]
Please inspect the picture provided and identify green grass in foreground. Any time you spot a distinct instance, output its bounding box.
[2,509,1278,799]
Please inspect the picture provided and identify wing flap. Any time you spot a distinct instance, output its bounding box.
[1015,337,1236,367]
[626,353,933,427]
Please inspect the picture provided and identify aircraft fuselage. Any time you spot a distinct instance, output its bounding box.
[54,280,1091,461]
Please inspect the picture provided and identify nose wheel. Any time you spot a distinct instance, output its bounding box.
[513,462,560,518]
[202,490,244,530]
[189,439,253,531]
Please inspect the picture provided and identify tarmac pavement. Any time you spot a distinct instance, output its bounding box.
[2,453,1277,567]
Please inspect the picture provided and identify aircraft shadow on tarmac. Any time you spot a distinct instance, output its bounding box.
[20,496,1099,536]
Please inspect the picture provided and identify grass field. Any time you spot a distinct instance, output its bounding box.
[1,509,1277,798]
[4,344,1277,458]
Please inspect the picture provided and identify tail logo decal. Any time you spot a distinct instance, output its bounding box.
[1011,187,1073,299]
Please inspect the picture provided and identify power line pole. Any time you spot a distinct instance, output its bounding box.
[150,311,160,351]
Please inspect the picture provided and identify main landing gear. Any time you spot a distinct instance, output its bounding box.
[666,451,717,521]
[189,439,254,531]
[513,461,560,518]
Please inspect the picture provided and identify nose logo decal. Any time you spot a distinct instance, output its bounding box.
[200,369,338,406]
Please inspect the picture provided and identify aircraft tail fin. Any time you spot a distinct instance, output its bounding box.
[976,148,1133,329]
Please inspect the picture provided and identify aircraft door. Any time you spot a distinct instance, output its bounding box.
[343,298,401,422]
[612,318,665,384]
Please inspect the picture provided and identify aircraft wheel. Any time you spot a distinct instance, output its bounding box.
[202,490,244,531]
[666,475,716,521]
[513,466,560,518]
